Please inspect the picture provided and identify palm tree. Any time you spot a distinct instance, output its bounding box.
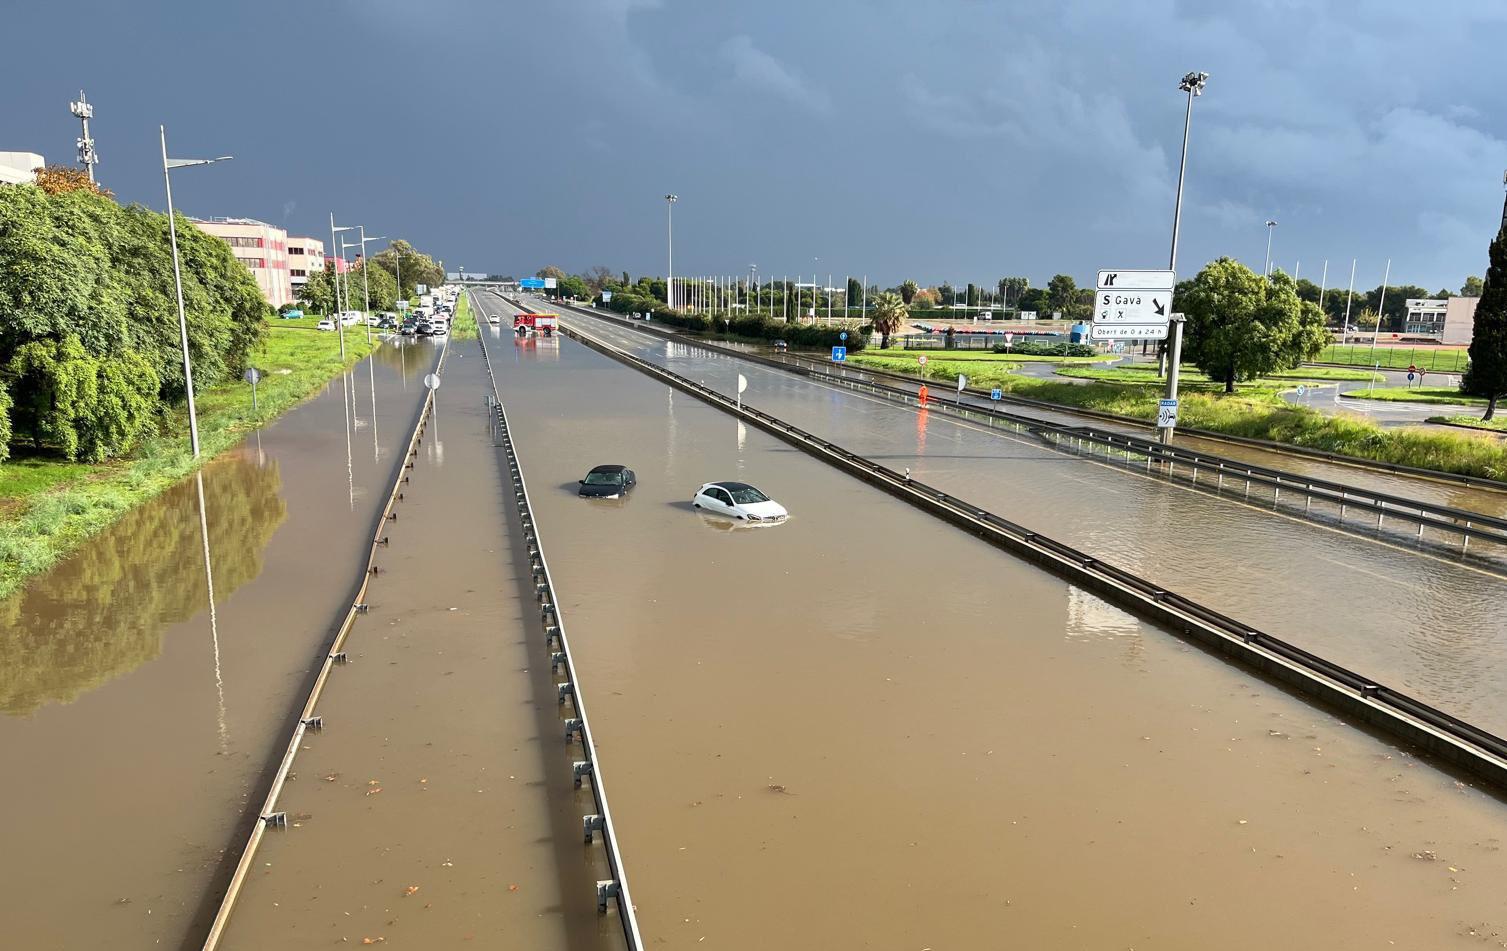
[870,291,909,349]
[899,280,918,304]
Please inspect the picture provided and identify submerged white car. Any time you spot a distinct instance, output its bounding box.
[691,482,788,523]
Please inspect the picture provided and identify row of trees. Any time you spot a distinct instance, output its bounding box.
[295,239,445,315]
[0,175,268,463]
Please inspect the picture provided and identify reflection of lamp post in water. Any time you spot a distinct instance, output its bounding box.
[194,470,229,752]
[342,372,355,511]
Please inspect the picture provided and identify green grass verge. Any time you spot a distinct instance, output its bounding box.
[1316,344,1469,372]
[1430,415,1507,433]
[0,323,379,599]
[1050,363,1381,391]
[451,290,478,340]
[1343,386,1485,405]
[861,349,1113,364]
[850,353,1507,481]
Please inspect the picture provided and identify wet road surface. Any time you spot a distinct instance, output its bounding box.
[217,343,621,950]
[475,314,1507,950]
[523,300,1507,735]
[0,339,440,949]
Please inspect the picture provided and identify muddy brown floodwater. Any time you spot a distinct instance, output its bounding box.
[478,310,1507,950]
[0,340,439,949]
[217,343,621,950]
[555,309,1507,736]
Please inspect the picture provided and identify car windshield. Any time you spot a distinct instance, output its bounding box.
[727,486,769,504]
[584,471,623,486]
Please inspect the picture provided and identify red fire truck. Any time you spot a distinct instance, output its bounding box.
[513,312,559,337]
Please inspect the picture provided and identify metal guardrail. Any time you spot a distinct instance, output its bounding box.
[202,340,447,950]
[543,303,1507,554]
[558,319,1507,791]
[471,293,644,950]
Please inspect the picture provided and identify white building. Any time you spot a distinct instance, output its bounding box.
[191,217,292,308]
[1403,298,1449,336]
[1442,296,1479,346]
[0,152,45,184]
[286,236,325,300]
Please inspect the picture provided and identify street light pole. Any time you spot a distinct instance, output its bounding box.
[1160,69,1208,446]
[161,126,232,459]
[355,229,387,343]
[330,218,356,359]
[1263,219,1278,277]
[665,194,677,309]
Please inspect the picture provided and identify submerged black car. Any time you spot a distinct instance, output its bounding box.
[578,464,636,498]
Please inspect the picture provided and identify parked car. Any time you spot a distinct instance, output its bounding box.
[279,308,304,320]
[578,464,636,498]
[339,311,362,326]
[316,318,336,331]
[691,482,788,523]
[487,313,501,325]
[376,316,397,330]
[773,339,788,352]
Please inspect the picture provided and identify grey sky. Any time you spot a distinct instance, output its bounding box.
[8,0,1506,292]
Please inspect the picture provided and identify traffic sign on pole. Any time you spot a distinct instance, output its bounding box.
[990,387,1003,401]
[831,346,847,362]
[1156,398,1179,428]
[1093,268,1175,340]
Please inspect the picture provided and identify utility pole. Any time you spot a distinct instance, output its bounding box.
[665,194,677,309]
[1263,219,1278,277]
[70,91,99,183]
[1160,69,1208,445]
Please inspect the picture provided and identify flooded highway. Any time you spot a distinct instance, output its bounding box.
[216,343,621,950]
[0,339,440,949]
[473,313,1507,949]
[532,299,1507,736]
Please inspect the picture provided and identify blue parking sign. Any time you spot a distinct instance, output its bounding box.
[831,346,847,362]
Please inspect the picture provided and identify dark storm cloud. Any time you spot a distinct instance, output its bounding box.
[7,0,1505,291]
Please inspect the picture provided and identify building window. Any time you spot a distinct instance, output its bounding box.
[243,258,265,269]
[289,246,304,255]
[291,269,307,278]
[223,236,265,248]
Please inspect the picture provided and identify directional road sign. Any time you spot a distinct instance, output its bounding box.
[990,388,1003,401]
[520,278,545,289]
[1093,268,1175,340]
[831,346,847,362]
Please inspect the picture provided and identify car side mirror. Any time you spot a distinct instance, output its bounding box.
[578,480,585,485]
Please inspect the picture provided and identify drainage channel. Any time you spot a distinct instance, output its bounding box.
[200,339,449,950]
[558,319,1507,791]
[473,297,645,950]
[551,304,1507,559]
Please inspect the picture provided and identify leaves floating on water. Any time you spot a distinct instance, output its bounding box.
[404,885,420,897]
[361,938,385,945]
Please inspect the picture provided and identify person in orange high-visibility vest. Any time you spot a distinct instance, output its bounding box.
[918,384,929,406]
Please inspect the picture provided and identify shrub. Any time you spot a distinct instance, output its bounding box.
[992,340,1096,357]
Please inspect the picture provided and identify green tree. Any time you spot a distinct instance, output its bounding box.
[869,291,908,349]
[1464,226,1507,420]
[557,274,589,299]
[1462,275,1485,297]
[0,380,10,463]
[343,261,399,312]
[536,265,567,281]
[1046,274,1082,318]
[965,282,979,307]
[1352,307,1379,331]
[899,280,918,304]
[937,282,955,308]
[1294,278,1322,305]
[846,276,863,307]
[1179,259,1329,393]
[7,335,158,461]
[998,277,1028,308]
[297,269,334,314]
[370,240,443,297]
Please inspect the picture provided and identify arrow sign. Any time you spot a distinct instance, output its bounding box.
[1097,269,1175,291]
[1096,291,1173,323]
[1153,298,1165,317]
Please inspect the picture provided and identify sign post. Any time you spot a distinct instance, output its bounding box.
[1157,398,1179,430]
[1004,331,1014,352]
[957,373,967,396]
[831,346,847,363]
[737,373,747,410]
[243,367,261,412]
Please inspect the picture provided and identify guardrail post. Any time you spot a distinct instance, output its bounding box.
[596,879,620,914]
[583,813,606,844]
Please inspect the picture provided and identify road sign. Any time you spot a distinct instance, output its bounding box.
[1004,332,1014,344]
[1407,371,1416,382]
[737,373,748,394]
[397,300,409,311]
[957,373,967,392]
[918,354,928,366]
[831,346,847,362]
[424,373,441,390]
[990,387,1003,401]
[1020,311,1037,321]
[1097,269,1176,290]
[1095,289,1173,324]
[520,278,545,289]
[1156,398,1179,429]
[1090,323,1169,340]
[1094,268,1175,339]
[1296,384,1307,397]
[544,277,558,289]
[601,291,613,302]
[242,368,262,384]
[840,331,848,341]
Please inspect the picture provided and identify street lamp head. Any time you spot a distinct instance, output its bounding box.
[1266,219,1278,227]
[1178,71,1209,95]
[665,193,678,203]
[332,224,356,233]
[165,155,232,170]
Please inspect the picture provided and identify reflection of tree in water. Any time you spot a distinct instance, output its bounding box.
[0,450,287,715]
[371,339,434,381]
